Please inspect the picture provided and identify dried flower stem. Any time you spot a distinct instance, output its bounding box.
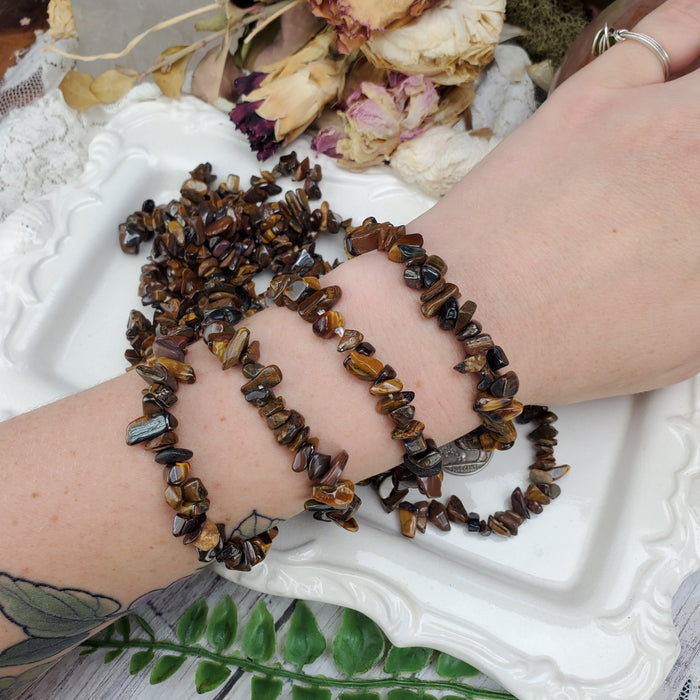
[44,2,223,61]
[140,28,228,78]
[243,0,304,45]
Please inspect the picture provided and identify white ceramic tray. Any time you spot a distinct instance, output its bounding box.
[0,97,697,700]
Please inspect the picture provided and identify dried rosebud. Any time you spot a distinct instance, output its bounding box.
[230,31,349,160]
[317,73,441,168]
[229,100,279,160]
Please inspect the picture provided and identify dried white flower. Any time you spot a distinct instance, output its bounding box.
[390,125,499,197]
[361,0,505,85]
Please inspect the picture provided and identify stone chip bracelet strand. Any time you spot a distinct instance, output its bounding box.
[122,156,360,570]
[343,218,571,537]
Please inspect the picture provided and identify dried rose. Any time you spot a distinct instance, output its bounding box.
[308,0,440,53]
[362,0,505,85]
[390,124,499,197]
[230,31,349,160]
[313,73,442,169]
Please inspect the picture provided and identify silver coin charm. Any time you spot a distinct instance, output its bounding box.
[440,430,492,475]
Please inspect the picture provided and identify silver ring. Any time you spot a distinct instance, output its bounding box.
[592,23,671,81]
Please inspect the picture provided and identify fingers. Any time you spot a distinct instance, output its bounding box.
[589,0,700,87]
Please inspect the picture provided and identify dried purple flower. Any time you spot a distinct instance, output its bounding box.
[229,100,280,161]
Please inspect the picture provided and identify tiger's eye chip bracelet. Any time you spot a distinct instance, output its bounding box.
[121,156,570,571]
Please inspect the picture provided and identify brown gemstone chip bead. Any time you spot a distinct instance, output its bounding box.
[298,286,341,322]
[343,351,383,381]
[312,310,344,339]
[337,329,363,352]
[446,494,468,523]
[398,502,418,538]
[126,411,178,446]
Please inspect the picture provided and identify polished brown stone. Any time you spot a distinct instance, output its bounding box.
[490,370,520,398]
[524,483,550,505]
[343,351,384,380]
[126,411,178,446]
[318,450,349,487]
[182,478,208,502]
[511,487,530,519]
[488,515,510,537]
[375,392,415,414]
[298,286,342,321]
[222,328,250,369]
[446,494,468,523]
[155,357,195,384]
[392,420,425,440]
[164,485,182,510]
[454,354,487,373]
[312,310,345,339]
[529,468,554,484]
[165,462,190,486]
[311,479,355,507]
[398,503,418,538]
[337,328,364,352]
[428,500,451,531]
[274,410,304,445]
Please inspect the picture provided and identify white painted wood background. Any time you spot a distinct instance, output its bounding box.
[17,567,698,699]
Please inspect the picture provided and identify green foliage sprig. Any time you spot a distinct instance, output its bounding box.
[80,597,515,699]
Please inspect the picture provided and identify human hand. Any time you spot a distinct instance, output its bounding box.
[409,0,700,406]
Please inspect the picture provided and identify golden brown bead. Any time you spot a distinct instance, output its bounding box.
[454,354,487,373]
[164,485,183,510]
[524,483,551,505]
[392,420,425,440]
[222,328,250,370]
[192,519,221,552]
[337,329,363,352]
[343,351,384,380]
[311,479,355,507]
[312,310,345,339]
[398,504,417,538]
[157,357,196,384]
[298,286,342,322]
[369,378,404,396]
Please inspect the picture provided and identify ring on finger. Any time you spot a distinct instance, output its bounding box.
[592,23,671,82]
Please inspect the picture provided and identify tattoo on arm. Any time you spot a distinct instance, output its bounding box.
[0,572,163,698]
[231,510,284,539]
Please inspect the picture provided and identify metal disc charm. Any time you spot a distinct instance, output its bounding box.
[439,430,492,475]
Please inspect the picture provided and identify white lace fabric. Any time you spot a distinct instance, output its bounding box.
[0,32,160,227]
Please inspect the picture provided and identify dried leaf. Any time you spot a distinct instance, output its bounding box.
[90,69,137,104]
[191,39,240,105]
[247,4,324,70]
[153,46,193,99]
[194,11,228,31]
[59,70,100,110]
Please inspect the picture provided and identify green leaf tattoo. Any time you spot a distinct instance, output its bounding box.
[0,573,121,667]
[0,662,54,700]
[332,609,386,678]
